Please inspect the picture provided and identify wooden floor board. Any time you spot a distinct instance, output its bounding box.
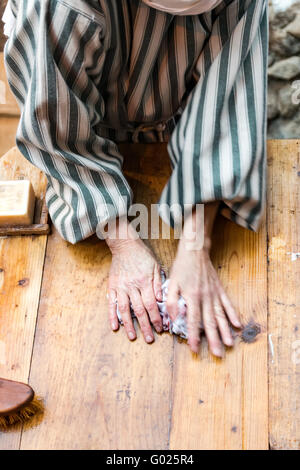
[0,235,47,449]
[0,116,19,157]
[20,144,177,450]
[0,51,20,157]
[169,218,269,450]
[267,140,300,450]
[0,146,48,449]
[0,136,298,449]
[0,52,20,117]
[0,236,47,440]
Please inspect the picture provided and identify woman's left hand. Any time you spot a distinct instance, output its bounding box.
[167,237,242,357]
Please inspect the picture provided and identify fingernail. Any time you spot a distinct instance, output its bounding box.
[156,292,162,301]
[146,335,154,343]
[188,341,199,353]
[112,322,118,331]
[213,347,224,358]
[226,338,234,347]
[129,332,136,340]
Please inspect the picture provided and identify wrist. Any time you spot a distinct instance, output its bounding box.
[202,236,212,252]
[181,202,218,252]
[105,217,139,254]
[180,234,212,253]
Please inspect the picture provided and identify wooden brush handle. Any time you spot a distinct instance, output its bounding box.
[0,377,34,416]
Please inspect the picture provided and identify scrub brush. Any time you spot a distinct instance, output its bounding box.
[0,377,43,429]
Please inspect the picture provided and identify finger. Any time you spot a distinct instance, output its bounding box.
[117,289,136,341]
[108,288,119,331]
[202,294,224,358]
[153,266,163,301]
[166,282,180,322]
[186,298,201,354]
[140,285,163,333]
[213,298,234,347]
[218,285,242,328]
[129,287,154,344]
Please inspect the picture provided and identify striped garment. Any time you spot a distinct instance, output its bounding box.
[3,0,268,244]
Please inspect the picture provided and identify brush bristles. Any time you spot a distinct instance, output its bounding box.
[0,396,43,429]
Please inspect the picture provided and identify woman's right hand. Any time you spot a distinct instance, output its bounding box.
[105,217,163,344]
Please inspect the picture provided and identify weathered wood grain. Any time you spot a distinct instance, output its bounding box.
[0,116,18,158]
[0,138,296,449]
[0,147,49,236]
[0,53,20,116]
[268,140,300,450]
[0,145,47,448]
[20,144,176,450]
[0,237,47,448]
[169,214,269,450]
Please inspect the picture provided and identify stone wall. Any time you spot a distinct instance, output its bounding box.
[268,0,300,138]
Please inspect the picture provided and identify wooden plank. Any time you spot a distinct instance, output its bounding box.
[0,145,48,449]
[0,147,49,236]
[0,147,47,201]
[268,140,300,450]
[0,53,20,117]
[169,206,268,448]
[20,143,176,450]
[0,117,19,158]
[0,235,47,450]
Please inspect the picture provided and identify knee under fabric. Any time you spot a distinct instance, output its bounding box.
[115,271,193,339]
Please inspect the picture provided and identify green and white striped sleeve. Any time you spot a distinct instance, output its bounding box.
[4,0,133,244]
[158,0,268,232]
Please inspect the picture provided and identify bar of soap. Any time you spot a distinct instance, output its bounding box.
[0,180,35,226]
